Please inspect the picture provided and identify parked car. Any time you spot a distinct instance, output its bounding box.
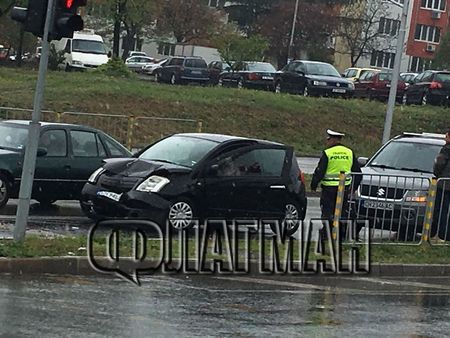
[143,58,168,78]
[342,67,377,82]
[274,60,354,98]
[218,62,276,90]
[208,60,233,85]
[0,120,131,208]
[157,56,210,85]
[81,133,307,234]
[353,132,445,240]
[400,72,418,85]
[404,70,450,106]
[354,70,406,103]
[125,56,155,73]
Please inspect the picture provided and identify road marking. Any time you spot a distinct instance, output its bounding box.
[341,276,450,290]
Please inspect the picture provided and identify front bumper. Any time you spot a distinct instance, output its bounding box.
[81,183,171,225]
[309,86,354,98]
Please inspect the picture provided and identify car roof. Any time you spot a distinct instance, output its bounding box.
[3,119,99,130]
[294,60,332,66]
[175,133,284,146]
[394,132,446,146]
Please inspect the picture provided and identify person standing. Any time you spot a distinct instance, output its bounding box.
[311,130,362,239]
[432,130,450,241]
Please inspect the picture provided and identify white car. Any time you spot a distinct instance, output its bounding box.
[129,51,147,57]
[125,56,155,72]
[143,58,168,77]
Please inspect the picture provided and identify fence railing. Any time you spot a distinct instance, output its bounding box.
[332,172,449,245]
[0,106,203,150]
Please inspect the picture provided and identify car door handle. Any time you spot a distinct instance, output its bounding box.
[270,185,286,189]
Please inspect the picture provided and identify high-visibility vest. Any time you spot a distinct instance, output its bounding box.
[321,145,353,186]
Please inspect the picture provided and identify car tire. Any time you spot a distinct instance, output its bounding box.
[65,64,72,72]
[270,202,301,237]
[154,72,160,82]
[218,77,223,87]
[170,73,177,85]
[168,198,196,230]
[421,93,428,106]
[0,173,10,208]
[237,78,245,89]
[79,201,102,221]
[275,81,282,94]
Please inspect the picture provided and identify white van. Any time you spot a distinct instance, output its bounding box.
[53,30,109,71]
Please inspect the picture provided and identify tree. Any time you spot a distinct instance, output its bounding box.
[213,26,269,66]
[0,0,14,19]
[155,0,225,45]
[258,0,339,68]
[335,0,393,67]
[433,32,450,70]
[225,0,276,35]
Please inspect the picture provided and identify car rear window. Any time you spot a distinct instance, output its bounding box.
[436,73,450,82]
[184,59,207,68]
[369,140,442,174]
[247,63,276,72]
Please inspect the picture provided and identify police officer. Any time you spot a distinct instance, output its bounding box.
[311,130,362,239]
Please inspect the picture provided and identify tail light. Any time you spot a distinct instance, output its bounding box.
[430,81,442,89]
[298,171,305,185]
[248,73,261,81]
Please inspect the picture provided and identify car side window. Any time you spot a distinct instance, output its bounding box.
[39,130,67,157]
[414,72,425,82]
[215,148,287,177]
[103,136,127,157]
[293,63,305,73]
[71,130,99,157]
[422,72,433,82]
[96,135,106,157]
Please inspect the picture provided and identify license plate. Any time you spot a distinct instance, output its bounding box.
[97,191,122,202]
[191,70,201,75]
[262,76,273,80]
[386,84,391,88]
[363,200,394,210]
[332,88,346,93]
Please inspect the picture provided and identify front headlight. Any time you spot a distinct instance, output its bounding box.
[72,60,83,66]
[313,80,327,86]
[136,175,170,193]
[88,168,105,184]
[404,190,428,203]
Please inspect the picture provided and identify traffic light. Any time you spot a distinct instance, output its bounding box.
[50,0,86,40]
[10,0,48,37]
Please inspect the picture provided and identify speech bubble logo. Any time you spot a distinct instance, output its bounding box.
[87,219,164,286]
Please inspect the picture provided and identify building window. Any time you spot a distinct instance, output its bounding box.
[157,43,175,56]
[420,0,445,11]
[370,50,396,69]
[409,56,432,73]
[207,0,220,7]
[378,17,401,36]
[414,24,441,43]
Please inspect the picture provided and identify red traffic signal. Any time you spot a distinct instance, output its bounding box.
[50,0,87,40]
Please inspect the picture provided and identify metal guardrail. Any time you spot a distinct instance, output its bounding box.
[0,107,203,150]
[332,172,449,245]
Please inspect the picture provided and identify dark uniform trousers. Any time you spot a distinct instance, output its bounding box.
[320,185,352,240]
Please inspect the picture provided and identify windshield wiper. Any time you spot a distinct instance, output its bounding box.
[369,164,398,170]
[398,167,433,174]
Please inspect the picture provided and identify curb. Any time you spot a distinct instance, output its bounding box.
[0,257,449,277]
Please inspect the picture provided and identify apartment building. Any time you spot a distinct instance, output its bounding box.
[405,0,450,72]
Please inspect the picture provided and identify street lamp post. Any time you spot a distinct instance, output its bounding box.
[287,0,300,63]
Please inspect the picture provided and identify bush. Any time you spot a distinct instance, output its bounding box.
[94,58,134,78]
[48,44,65,71]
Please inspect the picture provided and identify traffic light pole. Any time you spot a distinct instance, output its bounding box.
[382,0,410,144]
[14,0,55,242]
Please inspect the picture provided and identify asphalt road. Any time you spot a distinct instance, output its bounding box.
[0,274,449,336]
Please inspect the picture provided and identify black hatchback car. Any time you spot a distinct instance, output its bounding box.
[274,60,354,98]
[218,62,276,90]
[404,70,450,106]
[157,56,210,85]
[81,133,307,233]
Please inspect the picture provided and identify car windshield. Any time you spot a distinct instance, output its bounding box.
[247,63,276,72]
[369,140,442,173]
[139,136,218,168]
[436,73,450,82]
[0,123,28,150]
[72,39,107,54]
[305,63,341,77]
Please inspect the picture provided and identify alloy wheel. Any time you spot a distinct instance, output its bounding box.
[421,93,427,105]
[170,74,177,85]
[275,82,282,94]
[218,78,223,87]
[303,86,309,97]
[169,201,194,229]
[237,79,244,89]
[0,179,6,205]
[284,204,300,230]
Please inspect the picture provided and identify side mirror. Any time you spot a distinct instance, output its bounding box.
[295,70,305,76]
[37,147,47,157]
[208,164,219,176]
[358,157,368,166]
[354,78,359,83]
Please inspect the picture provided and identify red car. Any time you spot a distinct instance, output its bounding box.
[354,70,406,103]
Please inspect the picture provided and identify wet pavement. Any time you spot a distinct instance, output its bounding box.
[0,274,449,336]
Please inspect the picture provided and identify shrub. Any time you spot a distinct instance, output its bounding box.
[94,58,134,78]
